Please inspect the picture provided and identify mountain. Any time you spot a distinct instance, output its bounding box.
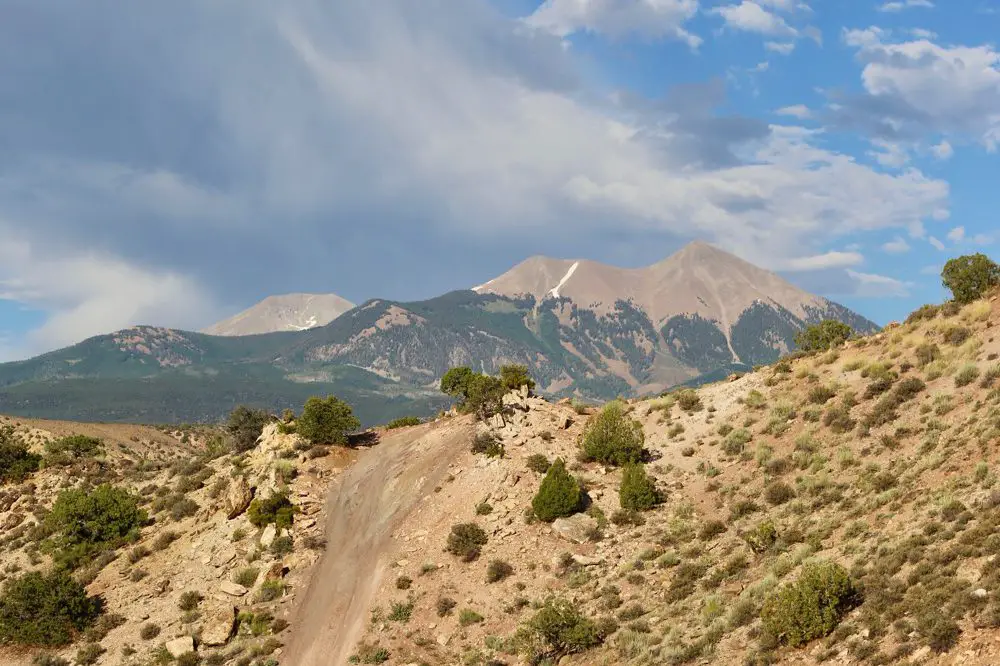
[202,293,354,336]
[0,242,877,423]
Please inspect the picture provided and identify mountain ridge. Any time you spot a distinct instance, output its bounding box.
[202,293,355,336]
[0,243,878,423]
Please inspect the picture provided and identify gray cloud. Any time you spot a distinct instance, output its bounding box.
[0,0,952,357]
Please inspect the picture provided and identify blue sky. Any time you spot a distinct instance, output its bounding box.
[0,0,998,359]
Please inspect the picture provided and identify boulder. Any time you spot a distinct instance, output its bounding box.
[226,478,253,520]
[212,548,237,568]
[200,605,237,646]
[559,415,573,430]
[165,636,195,658]
[551,515,599,544]
[260,524,278,548]
[219,581,248,597]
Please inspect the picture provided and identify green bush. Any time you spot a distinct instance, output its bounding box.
[618,464,661,512]
[955,365,981,388]
[384,416,422,430]
[0,426,41,484]
[518,597,603,660]
[248,492,297,529]
[675,390,702,412]
[466,374,506,420]
[764,482,795,506]
[580,401,644,466]
[178,591,202,611]
[226,406,273,453]
[46,484,147,570]
[500,364,536,392]
[941,253,1000,303]
[297,395,361,445]
[794,320,853,352]
[761,561,859,647]
[532,459,582,522]
[440,366,476,399]
[446,523,488,562]
[915,343,940,367]
[0,570,102,646]
[44,435,104,467]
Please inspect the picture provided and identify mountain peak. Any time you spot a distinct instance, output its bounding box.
[202,292,354,336]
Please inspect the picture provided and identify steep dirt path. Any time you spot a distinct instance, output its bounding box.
[282,417,474,666]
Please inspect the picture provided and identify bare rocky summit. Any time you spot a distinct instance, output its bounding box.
[202,293,354,336]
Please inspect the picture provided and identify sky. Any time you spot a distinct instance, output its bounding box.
[0,0,998,360]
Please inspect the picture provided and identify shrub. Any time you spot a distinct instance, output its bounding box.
[0,570,102,646]
[723,428,751,456]
[247,492,297,529]
[170,497,199,521]
[440,366,476,401]
[233,568,259,588]
[917,611,960,653]
[446,523,488,562]
[764,482,795,506]
[256,580,285,602]
[618,464,661,512]
[807,386,836,405]
[761,561,859,647]
[297,395,361,445]
[74,644,104,666]
[226,406,272,453]
[178,591,202,611]
[699,520,727,540]
[0,427,41,484]
[471,432,504,458]
[941,253,1000,303]
[823,404,855,434]
[395,575,412,590]
[388,601,413,622]
[943,325,972,346]
[486,560,514,583]
[270,535,293,556]
[44,435,104,467]
[743,520,778,554]
[466,374,507,420]
[955,365,980,388]
[459,608,484,626]
[676,390,702,412]
[500,364,536,392]
[794,320,853,352]
[526,454,551,474]
[384,416,421,429]
[915,343,940,367]
[436,597,457,617]
[519,597,603,659]
[580,401,645,466]
[532,459,582,522]
[46,484,147,570]
[864,376,895,399]
[907,304,940,323]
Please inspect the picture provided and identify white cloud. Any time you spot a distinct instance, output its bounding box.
[877,0,933,11]
[765,41,796,54]
[846,269,912,297]
[776,104,812,118]
[867,139,910,167]
[973,233,995,245]
[947,226,965,242]
[0,232,217,359]
[929,236,946,250]
[910,28,937,39]
[783,251,865,271]
[919,264,942,275]
[882,236,911,253]
[842,27,1000,150]
[931,140,954,160]
[525,0,701,46]
[712,1,797,36]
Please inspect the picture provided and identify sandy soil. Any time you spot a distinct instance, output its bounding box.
[282,417,475,665]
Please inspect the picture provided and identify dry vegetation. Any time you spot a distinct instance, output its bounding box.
[337,292,1000,665]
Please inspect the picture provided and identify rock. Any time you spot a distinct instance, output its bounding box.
[200,605,237,646]
[436,633,451,646]
[973,588,988,598]
[260,524,278,548]
[573,554,604,567]
[910,645,932,662]
[559,415,573,430]
[2,513,23,529]
[219,581,248,597]
[165,636,195,658]
[265,562,288,581]
[552,515,599,544]
[226,478,253,520]
[212,548,237,568]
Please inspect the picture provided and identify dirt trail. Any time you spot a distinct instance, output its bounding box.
[282,417,474,666]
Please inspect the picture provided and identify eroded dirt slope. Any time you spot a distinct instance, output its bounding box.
[283,417,475,665]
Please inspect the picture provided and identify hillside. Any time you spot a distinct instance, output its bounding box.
[0,245,876,424]
[202,294,355,336]
[2,291,999,665]
[282,291,1000,665]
